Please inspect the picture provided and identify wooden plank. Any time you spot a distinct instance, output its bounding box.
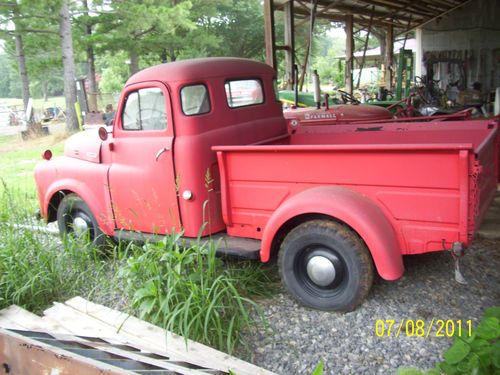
[0,328,131,375]
[0,305,69,332]
[61,297,276,375]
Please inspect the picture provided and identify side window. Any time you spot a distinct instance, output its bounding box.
[122,92,140,130]
[224,79,264,108]
[181,84,210,115]
[122,88,167,131]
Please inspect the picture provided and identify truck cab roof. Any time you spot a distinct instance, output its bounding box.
[126,57,277,86]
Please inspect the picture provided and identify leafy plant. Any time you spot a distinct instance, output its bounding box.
[437,306,500,375]
[398,307,500,375]
[119,233,277,353]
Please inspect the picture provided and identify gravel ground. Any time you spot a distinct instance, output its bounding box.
[243,238,500,375]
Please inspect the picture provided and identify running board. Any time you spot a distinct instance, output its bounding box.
[113,230,261,260]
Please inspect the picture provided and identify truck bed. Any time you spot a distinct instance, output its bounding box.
[214,119,498,255]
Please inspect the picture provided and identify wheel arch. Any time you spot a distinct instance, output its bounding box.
[43,180,115,235]
[260,186,404,281]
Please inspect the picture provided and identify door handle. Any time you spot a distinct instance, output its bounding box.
[155,147,170,161]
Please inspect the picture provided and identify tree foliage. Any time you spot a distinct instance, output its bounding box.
[0,0,350,116]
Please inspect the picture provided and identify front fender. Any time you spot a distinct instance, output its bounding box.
[260,186,404,280]
[35,157,114,235]
[43,178,115,236]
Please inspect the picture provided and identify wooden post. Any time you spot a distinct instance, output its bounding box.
[384,25,394,91]
[345,15,354,95]
[264,0,277,70]
[284,1,295,90]
[415,27,423,78]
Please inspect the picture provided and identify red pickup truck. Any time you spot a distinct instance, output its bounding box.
[35,58,498,312]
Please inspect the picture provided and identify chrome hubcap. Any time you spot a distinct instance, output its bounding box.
[306,255,336,286]
[72,216,89,236]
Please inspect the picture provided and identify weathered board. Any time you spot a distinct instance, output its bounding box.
[0,297,275,375]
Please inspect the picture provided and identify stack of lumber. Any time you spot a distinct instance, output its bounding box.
[0,297,275,375]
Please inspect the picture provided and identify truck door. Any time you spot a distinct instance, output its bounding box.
[108,82,181,234]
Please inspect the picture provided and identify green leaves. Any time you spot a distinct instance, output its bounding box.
[436,306,500,375]
[476,317,500,340]
[443,340,471,365]
[120,236,278,353]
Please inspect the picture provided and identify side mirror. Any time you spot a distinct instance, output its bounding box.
[98,126,108,141]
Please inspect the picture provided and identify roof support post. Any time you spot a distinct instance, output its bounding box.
[345,14,354,95]
[284,1,295,90]
[415,27,423,79]
[264,0,277,70]
[384,24,394,91]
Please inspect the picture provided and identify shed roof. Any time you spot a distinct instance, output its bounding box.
[272,0,473,32]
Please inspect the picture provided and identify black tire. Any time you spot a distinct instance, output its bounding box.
[57,193,107,248]
[278,219,373,312]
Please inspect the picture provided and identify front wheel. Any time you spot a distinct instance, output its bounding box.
[57,193,107,247]
[278,220,374,312]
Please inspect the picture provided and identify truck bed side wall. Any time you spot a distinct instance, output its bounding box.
[217,146,477,255]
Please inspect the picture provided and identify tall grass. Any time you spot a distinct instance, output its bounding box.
[0,187,129,313]
[0,188,278,352]
[119,233,277,354]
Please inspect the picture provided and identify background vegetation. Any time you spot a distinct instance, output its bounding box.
[0,0,387,122]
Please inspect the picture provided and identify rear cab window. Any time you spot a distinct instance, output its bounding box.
[181,84,211,115]
[225,79,264,108]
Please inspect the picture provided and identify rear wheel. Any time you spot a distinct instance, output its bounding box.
[57,193,107,247]
[278,219,373,311]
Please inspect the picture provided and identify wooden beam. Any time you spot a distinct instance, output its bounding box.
[314,1,416,23]
[356,8,374,89]
[284,0,295,90]
[384,24,394,90]
[399,0,474,35]
[290,7,400,27]
[348,0,434,18]
[264,0,277,69]
[298,0,317,91]
[345,14,354,95]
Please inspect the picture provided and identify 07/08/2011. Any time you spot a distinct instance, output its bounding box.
[374,319,473,338]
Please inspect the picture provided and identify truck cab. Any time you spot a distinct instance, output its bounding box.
[36,58,285,240]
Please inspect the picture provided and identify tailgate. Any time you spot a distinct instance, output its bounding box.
[470,121,499,235]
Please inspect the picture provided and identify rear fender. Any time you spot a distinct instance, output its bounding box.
[260,186,404,280]
[43,179,115,235]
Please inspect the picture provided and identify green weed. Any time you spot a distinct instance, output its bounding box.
[398,306,500,375]
[119,233,277,354]
[0,188,129,313]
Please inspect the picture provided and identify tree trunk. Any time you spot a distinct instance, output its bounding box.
[129,50,139,75]
[160,49,168,64]
[59,0,79,133]
[82,0,98,112]
[169,47,177,62]
[14,32,30,114]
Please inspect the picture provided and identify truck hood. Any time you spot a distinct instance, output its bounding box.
[64,127,106,163]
